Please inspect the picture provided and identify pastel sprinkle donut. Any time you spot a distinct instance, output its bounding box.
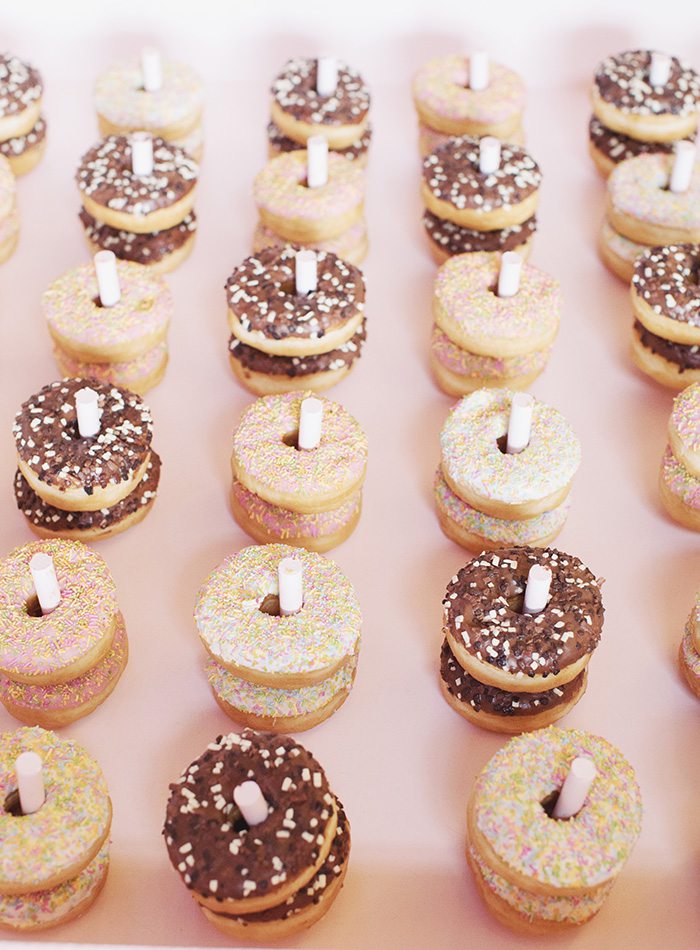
[0,54,42,138]
[597,216,646,283]
[252,217,368,266]
[195,543,361,687]
[632,244,700,345]
[668,382,700,476]
[0,539,118,685]
[679,618,700,698]
[659,444,700,530]
[53,340,169,396]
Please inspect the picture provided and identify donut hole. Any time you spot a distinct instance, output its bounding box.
[540,788,574,821]
[280,278,310,298]
[259,594,282,617]
[23,594,44,618]
[92,295,105,309]
[496,433,530,456]
[3,789,24,817]
[281,429,300,450]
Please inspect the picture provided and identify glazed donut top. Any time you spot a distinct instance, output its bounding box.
[633,244,700,327]
[0,726,111,891]
[13,378,153,494]
[163,730,335,902]
[440,389,581,507]
[268,120,372,161]
[79,209,197,263]
[423,137,541,212]
[609,153,700,231]
[0,54,42,118]
[253,151,364,223]
[588,115,687,164]
[271,58,370,127]
[443,547,604,680]
[0,539,118,680]
[226,245,365,344]
[0,154,15,220]
[472,726,642,889]
[195,544,361,677]
[669,382,700,454]
[412,55,526,125]
[594,50,700,117]
[424,210,537,256]
[94,59,203,129]
[76,135,198,216]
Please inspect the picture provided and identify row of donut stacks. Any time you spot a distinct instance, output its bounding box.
[226,245,367,396]
[195,545,361,732]
[0,53,46,176]
[435,389,581,552]
[0,540,127,728]
[440,547,603,734]
[659,382,700,532]
[12,379,160,542]
[253,57,370,266]
[466,726,642,933]
[43,255,173,395]
[430,251,560,397]
[0,727,112,932]
[164,730,350,940]
[230,391,368,552]
[679,590,700,698]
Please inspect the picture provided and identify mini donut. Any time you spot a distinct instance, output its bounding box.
[0,613,128,728]
[163,730,339,914]
[43,260,172,363]
[668,382,700,476]
[631,320,700,389]
[76,134,198,234]
[443,547,603,692]
[231,390,367,514]
[95,58,203,141]
[632,244,700,344]
[607,153,700,245]
[13,378,153,511]
[195,543,361,688]
[588,115,691,178]
[440,389,581,520]
[434,467,568,551]
[270,58,370,149]
[0,726,112,894]
[0,539,118,686]
[597,216,646,282]
[54,340,169,396]
[0,54,42,139]
[439,640,587,733]
[422,137,541,230]
[254,151,364,243]
[268,120,371,167]
[230,477,362,552]
[467,727,642,932]
[226,245,365,357]
[0,115,46,176]
[592,50,700,143]
[423,209,535,264]
[15,451,161,542]
[659,445,700,530]
[679,617,700,698]
[252,217,368,266]
[79,208,197,273]
[418,121,525,159]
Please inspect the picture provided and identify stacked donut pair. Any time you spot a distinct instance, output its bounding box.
[76,132,199,273]
[0,540,127,728]
[0,53,46,176]
[435,389,581,552]
[226,245,366,396]
[195,545,361,732]
[679,590,700,698]
[430,252,560,396]
[440,547,603,733]
[0,727,111,931]
[164,729,349,939]
[659,382,700,532]
[230,391,368,552]
[12,378,160,541]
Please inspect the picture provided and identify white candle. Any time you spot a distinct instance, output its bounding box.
[75,387,101,438]
[469,51,489,91]
[131,132,154,177]
[233,781,268,826]
[141,47,163,92]
[552,756,597,819]
[649,51,672,88]
[523,564,552,614]
[316,57,338,97]
[307,135,328,188]
[278,557,303,615]
[669,141,696,194]
[479,136,501,174]
[506,392,533,454]
[298,396,324,450]
[94,250,121,307]
[295,249,318,295]
[15,752,45,815]
[498,251,522,298]
[29,553,61,614]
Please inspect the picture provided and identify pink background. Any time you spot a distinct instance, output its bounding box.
[1,2,700,948]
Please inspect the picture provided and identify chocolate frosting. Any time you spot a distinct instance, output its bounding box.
[634,319,700,370]
[423,210,536,255]
[76,135,198,216]
[588,115,690,164]
[13,379,153,495]
[633,244,700,326]
[229,319,366,377]
[163,731,335,903]
[440,639,584,716]
[0,115,46,158]
[594,50,700,117]
[79,208,197,263]
[271,59,370,126]
[226,245,365,343]
[14,451,160,531]
[0,54,42,117]
[443,547,604,680]
[267,121,371,161]
[422,136,541,212]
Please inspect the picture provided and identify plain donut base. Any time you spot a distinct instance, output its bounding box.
[17,453,152,512]
[631,285,700,345]
[227,307,363,358]
[630,331,700,390]
[591,87,698,143]
[435,498,564,552]
[6,135,46,177]
[430,350,545,398]
[422,182,538,231]
[607,196,700,246]
[80,190,197,235]
[414,97,524,140]
[442,466,573,521]
[229,351,353,397]
[270,100,368,150]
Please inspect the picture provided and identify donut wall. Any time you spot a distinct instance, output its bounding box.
[1,0,699,947]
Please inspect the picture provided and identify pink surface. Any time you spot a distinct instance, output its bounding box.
[1,10,700,950]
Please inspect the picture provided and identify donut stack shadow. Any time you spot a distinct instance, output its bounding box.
[659,382,700,532]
